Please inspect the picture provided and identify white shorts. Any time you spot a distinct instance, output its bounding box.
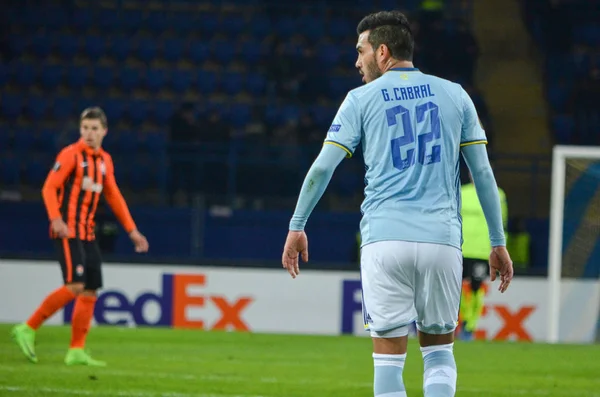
[360,240,463,337]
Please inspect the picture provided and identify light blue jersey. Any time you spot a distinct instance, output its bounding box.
[324,68,487,250]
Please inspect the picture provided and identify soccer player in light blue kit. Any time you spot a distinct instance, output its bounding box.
[281,11,514,397]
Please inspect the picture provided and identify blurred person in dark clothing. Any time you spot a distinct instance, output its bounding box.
[169,102,199,144]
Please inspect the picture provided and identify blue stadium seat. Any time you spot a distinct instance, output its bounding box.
[250,15,271,37]
[39,128,58,150]
[199,13,219,36]
[109,37,131,62]
[84,36,106,60]
[14,128,36,154]
[246,74,266,95]
[13,62,36,86]
[311,104,336,125]
[0,152,21,187]
[137,38,157,63]
[281,105,300,123]
[92,65,115,89]
[119,131,138,153]
[229,103,251,128]
[197,70,217,94]
[0,64,8,88]
[56,35,80,60]
[119,67,141,91]
[145,68,169,92]
[71,9,94,31]
[52,97,73,120]
[552,114,575,144]
[275,17,296,38]
[171,69,193,93]
[21,10,44,30]
[9,36,28,58]
[265,104,282,125]
[213,41,236,64]
[106,131,125,155]
[145,131,166,155]
[171,13,195,34]
[1,94,23,121]
[145,12,168,32]
[25,156,48,185]
[98,9,120,31]
[40,64,63,90]
[221,71,244,95]
[153,100,174,124]
[129,163,153,190]
[189,42,210,64]
[240,40,263,65]
[300,16,324,41]
[318,43,341,67]
[328,17,352,40]
[128,101,150,125]
[546,83,570,112]
[66,65,88,89]
[102,99,127,121]
[121,10,144,33]
[221,13,245,37]
[31,34,52,59]
[46,8,68,29]
[0,125,9,149]
[163,38,185,63]
[26,96,48,119]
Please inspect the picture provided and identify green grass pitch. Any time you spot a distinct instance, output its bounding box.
[0,324,599,396]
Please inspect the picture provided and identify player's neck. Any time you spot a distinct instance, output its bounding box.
[383,59,415,73]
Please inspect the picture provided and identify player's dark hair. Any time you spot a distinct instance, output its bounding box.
[356,11,414,62]
[80,106,107,129]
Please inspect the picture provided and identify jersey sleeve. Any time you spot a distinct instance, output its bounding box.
[102,155,137,233]
[324,92,362,158]
[460,88,487,147]
[41,148,77,221]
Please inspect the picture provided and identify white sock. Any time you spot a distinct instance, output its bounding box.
[373,353,407,397]
[420,343,457,397]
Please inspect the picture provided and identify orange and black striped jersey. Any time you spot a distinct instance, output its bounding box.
[42,139,136,240]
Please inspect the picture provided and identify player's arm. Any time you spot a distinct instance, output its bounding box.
[289,92,362,230]
[461,145,504,247]
[289,144,347,231]
[459,88,504,247]
[42,150,77,237]
[282,93,361,278]
[460,88,513,292]
[103,159,149,252]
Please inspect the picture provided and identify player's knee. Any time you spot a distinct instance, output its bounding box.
[372,325,410,354]
[418,330,455,348]
[65,283,85,296]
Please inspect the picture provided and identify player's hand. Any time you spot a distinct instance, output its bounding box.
[51,218,70,238]
[129,230,149,253]
[282,230,309,279]
[489,246,513,293]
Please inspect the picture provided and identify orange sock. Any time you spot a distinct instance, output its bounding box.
[70,295,96,349]
[26,286,76,330]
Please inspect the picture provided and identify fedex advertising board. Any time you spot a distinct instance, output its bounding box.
[1,260,598,343]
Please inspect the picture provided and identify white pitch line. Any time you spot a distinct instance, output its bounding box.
[1,367,597,397]
[0,386,266,397]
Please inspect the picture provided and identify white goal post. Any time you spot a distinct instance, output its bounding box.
[548,145,600,343]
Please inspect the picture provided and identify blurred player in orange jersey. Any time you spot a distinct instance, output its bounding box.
[11,107,149,366]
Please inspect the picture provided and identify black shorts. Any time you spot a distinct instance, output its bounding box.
[54,239,103,290]
[462,257,489,281]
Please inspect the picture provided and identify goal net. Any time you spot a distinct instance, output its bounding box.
[548,145,600,343]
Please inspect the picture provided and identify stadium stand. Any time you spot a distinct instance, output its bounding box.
[521,0,600,146]
[0,0,484,203]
